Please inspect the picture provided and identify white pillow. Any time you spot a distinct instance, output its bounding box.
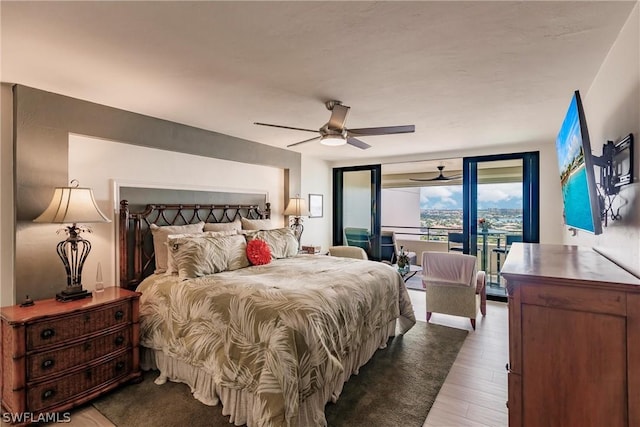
[241,217,273,230]
[203,219,242,233]
[245,228,298,259]
[150,222,204,273]
[169,234,249,279]
[165,230,237,274]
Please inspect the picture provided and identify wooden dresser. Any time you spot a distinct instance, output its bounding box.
[1,287,141,419]
[501,243,640,427]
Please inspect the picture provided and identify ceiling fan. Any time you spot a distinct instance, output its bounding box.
[254,100,415,150]
[410,165,462,182]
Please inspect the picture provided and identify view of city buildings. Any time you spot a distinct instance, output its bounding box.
[418,183,523,241]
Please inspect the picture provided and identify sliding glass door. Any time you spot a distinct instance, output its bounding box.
[333,165,382,260]
[463,152,540,299]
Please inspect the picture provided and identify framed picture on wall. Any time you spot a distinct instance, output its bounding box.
[309,194,323,218]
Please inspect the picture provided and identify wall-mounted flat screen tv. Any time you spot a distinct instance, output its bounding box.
[555,90,603,235]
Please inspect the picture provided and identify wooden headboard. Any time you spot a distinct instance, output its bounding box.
[118,200,271,289]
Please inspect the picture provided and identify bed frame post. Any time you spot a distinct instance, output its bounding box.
[119,200,130,288]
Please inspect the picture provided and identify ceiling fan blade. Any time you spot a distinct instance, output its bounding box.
[327,104,350,130]
[348,125,415,136]
[409,176,462,182]
[409,174,462,182]
[254,122,319,133]
[287,136,322,148]
[346,137,371,150]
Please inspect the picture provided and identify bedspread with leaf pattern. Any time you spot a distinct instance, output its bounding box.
[137,255,416,426]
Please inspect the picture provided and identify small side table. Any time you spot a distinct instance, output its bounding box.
[394,264,422,282]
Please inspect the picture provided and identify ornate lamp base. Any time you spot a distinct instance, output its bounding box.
[56,286,92,302]
[55,225,93,302]
[290,216,304,250]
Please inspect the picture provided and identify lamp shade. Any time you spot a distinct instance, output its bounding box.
[34,186,111,224]
[283,197,310,217]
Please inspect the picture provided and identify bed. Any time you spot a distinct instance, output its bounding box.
[119,199,416,427]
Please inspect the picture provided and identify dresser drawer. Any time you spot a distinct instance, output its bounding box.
[27,352,132,412]
[26,301,131,350]
[27,326,132,381]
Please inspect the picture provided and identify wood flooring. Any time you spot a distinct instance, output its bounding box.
[22,288,509,427]
[410,289,510,427]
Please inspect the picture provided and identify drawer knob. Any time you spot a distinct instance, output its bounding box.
[83,342,92,351]
[41,359,55,369]
[42,389,55,400]
[114,310,124,321]
[505,363,510,372]
[114,335,125,346]
[40,328,55,339]
[115,361,125,371]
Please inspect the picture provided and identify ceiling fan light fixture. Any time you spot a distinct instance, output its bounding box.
[255,101,414,150]
[320,134,346,146]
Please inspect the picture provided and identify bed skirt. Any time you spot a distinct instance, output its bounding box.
[140,319,398,427]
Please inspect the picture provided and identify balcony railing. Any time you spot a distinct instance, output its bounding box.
[382,225,463,241]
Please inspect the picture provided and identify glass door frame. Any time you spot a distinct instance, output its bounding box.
[462,152,540,256]
[332,164,382,260]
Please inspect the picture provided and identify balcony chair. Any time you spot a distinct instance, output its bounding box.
[491,234,522,283]
[344,227,372,255]
[380,231,396,263]
[391,231,417,265]
[328,246,368,260]
[447,232,465,252]
[421,251,487,330]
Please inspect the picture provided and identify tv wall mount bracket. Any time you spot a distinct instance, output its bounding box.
[592,133,634,225]
[592,133,634,196]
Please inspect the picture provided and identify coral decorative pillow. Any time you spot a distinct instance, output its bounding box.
[246,239,271,265]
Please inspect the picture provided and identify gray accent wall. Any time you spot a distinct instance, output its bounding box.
[1,83,15,306]
[13,84,300,302]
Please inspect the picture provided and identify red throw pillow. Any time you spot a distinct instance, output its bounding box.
[246,239,272,265]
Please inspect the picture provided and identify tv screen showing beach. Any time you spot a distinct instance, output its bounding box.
[555,92,600,234]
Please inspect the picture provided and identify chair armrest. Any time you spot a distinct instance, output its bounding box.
[476,270,486,293]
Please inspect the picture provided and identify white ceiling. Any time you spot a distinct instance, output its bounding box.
[1,1,636,162]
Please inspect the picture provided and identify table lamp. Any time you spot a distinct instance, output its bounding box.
[33,180,111,301]
[283,195,310,249]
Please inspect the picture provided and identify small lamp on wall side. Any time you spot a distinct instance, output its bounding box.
[283,195,310,249]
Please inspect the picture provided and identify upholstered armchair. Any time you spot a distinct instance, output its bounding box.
[328,245,369,260]
[421,251,486,330]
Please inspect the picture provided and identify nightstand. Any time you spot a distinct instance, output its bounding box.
[1,287,141,420]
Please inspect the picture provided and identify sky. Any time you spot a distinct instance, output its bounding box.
[420,183,523,210]
[555,92,584,172]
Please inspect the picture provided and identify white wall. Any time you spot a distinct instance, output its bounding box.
[381,187,421,240]
[575,4,640,276]
[0,83,14,306]
[69,134,284,291]
[300,155,332,252]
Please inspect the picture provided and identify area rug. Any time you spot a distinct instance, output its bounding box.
[92,322,467,427]
[404,274,425,291]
